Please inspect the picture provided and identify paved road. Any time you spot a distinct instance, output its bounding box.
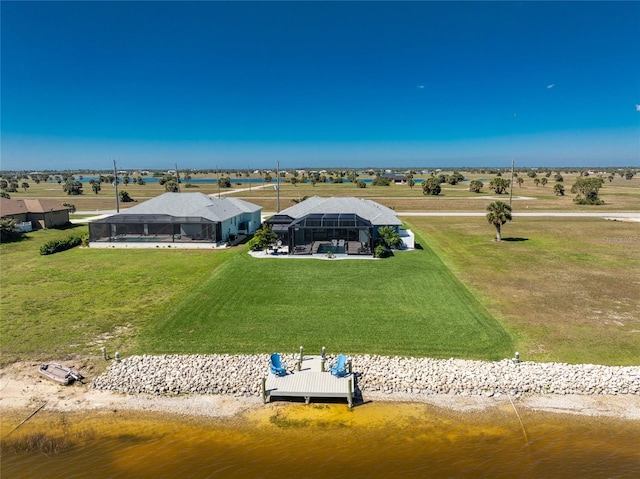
[397,212,640,219]
[73,208,640,224]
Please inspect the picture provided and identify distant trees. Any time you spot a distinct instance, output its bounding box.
[526,170,537,178]
[489,177,510,194]
[533,178,541,187]
[422,176,441,196]
[516,177,524,187]
[468,179,483,193]
[553,183,565,196]
[218,177,231,188]
[540,177,548,187]
[486,201,512,242]
[372,174,391,186]
[119,191,134,202]
[165,180,179,193]
[571,177,604,205]
[63,178,83,195]
[407,175,415,190]
[21,182,29,192]
[89,180,101,194]
[554,174,564,183]
[446,171,465,185]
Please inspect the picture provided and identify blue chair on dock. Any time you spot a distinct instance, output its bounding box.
[270,353,287,376]
[329,354,347,377]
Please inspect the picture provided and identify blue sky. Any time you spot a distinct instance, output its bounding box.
[1,1,639,171]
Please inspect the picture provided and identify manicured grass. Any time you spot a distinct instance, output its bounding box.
[406,216,640,366]
[0,226,513,363]
[137,237,513,360]
[0,227,233,363]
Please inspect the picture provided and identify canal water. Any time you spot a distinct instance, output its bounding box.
[2,402,639,478]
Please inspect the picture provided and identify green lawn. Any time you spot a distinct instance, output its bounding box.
[1,227,513,363]
[138,232,513,359]
[3,214,637,366]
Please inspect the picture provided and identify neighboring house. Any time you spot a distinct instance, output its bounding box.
[265,196,403,256]
[382,173,407,184]
[0,198,71,231]
[88,192,261,248]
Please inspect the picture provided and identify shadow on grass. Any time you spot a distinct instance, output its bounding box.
[502,237,529,242]
[55,223,86,231]
[0,234,32,244]
[414,243,424,250]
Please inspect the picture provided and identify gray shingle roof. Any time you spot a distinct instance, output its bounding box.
[119,193,261,222]
[277,196,401,226]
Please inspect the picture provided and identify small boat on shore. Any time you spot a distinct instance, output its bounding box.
[38,363,84,385]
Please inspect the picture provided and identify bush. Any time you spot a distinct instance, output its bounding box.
[39,234,84,255]
[374,244,387,258]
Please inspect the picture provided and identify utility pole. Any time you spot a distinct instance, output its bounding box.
[276,160,280,213]
[509,159,515,208]
[216,164,220,199]
[175,163,180,192]
[248,165,251,193]
[113,159,120,213]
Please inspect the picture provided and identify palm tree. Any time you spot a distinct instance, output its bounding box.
[486,201,512,242]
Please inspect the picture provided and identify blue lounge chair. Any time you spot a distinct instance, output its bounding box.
[270,353,287,376]
[329,354,347,377]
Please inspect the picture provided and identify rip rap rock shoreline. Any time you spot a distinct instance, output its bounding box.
[91,354,640,398]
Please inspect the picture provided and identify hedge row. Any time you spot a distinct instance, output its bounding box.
[39,234,84,255]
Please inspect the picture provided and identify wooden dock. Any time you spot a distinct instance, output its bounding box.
[263,355,355,407]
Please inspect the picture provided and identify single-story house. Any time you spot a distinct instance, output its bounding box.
[0,198,71,231]
[264,196,403,256]
[89,193,261,248]
[382,173,408,184]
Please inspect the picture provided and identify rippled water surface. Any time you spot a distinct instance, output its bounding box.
[2,402,639,478]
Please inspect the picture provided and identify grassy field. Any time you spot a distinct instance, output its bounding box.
[0,226,513,363]
[7,171,640,213]
[1,170,638,367]
[406,216,640,366]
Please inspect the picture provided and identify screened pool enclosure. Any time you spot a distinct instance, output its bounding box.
[89,214,220,244]
[266,212,374,255]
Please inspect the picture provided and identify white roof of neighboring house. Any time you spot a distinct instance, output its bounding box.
[119,193,261,222]
[277,196,402,226]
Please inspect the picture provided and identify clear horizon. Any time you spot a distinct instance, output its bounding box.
[1,2,639,171]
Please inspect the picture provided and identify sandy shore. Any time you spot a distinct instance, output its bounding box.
[2,361,640,421]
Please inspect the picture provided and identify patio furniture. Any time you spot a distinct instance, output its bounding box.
[329,354,347,377]
[270,353,287,376]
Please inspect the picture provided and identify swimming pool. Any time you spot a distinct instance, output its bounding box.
[317,244,346,254]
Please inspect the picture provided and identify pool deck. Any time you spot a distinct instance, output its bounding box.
[263,355,355,407]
